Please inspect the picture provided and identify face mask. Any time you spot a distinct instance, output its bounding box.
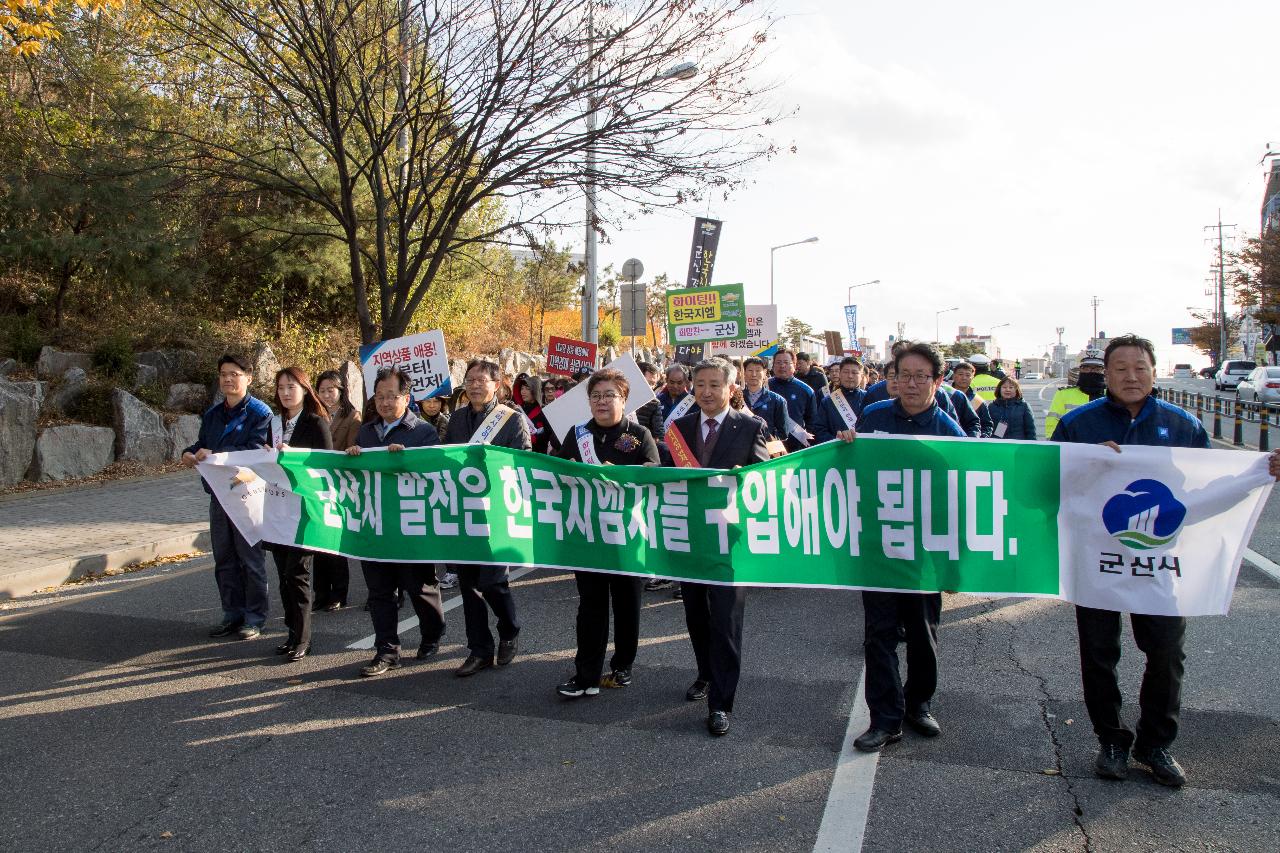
[1078,372,1105,396]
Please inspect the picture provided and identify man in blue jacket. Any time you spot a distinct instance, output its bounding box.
[768,348,818,451]
[864,342,980,437]
[1054,334,1280,787]
[838,343,965,753]
[813,356,867,443]
[345,366,445,677]
[947,361,994,437]
[740,356,789,444]
[182,354,274,640]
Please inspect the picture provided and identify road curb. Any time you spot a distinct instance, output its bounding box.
[0,527,210,600]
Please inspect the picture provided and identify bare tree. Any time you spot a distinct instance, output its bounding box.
[142,0,785,344]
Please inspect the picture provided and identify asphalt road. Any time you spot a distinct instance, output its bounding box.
[2,391,1278,852]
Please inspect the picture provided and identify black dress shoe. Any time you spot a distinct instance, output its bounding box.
[686,679,709,701]
[285,645,309,662]
[906,711,941,738]
[275,641,296,655]
[455,654,494,677]
[360,657,401,677]
[1094,743,1130,780]
[208,621,242,638]
[707,710,731,737]
[853,727,903,752]
[415,642,440,660]
[496,638,518,666]
[1133,745,1186,787]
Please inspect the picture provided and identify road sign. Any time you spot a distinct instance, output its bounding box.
[621,258,644,282]
[620,281,648,338]
[1172,327,1192,346]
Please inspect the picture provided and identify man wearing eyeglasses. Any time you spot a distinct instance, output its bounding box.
[182,354,275,640]
[442,359,531,678]
[837,342,965,753]
[344,366,445,677]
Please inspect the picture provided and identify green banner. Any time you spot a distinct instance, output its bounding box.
[273,437,1061,595]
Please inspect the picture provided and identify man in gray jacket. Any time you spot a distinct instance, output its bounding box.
[443,359,532,677]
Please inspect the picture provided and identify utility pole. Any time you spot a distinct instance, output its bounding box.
[1205,212,1236,362]
[1090,296,1101,342]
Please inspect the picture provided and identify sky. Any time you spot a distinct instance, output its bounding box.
[583,0,1279,369]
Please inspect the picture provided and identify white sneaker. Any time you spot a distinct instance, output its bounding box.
[439,572,458,589]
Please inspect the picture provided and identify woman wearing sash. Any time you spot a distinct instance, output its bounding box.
[268,367,333,662]
[555,368,660,698]
[443,359,532,677]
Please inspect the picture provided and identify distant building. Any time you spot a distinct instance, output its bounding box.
[1263,158,1280,234]
[954,325,1001,358]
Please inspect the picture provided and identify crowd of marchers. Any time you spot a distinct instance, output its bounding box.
[179,335,1280,784]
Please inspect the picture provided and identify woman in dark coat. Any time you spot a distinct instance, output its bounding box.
[988,376,1037,440]
[513,372,559,454]
[270,366,333,661]
[554,368,660,698]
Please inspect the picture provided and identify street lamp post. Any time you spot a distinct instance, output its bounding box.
[935,306,959,347]
[847,279,879,305]
[581,54,699,344]
[769,236,819,304]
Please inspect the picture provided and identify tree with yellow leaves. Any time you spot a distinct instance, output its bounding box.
[1,0,121,56]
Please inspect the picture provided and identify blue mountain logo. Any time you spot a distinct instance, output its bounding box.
[1101,479,1187,550]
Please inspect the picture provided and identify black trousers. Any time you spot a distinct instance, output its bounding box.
[574,572,643,684]
[270,545,314,648]
[682,582,748,713]
[458,564,520,658]
[361,561,445,659]
[862,591,941,731]
[312,553,350,607]
[1075,605,1186,750]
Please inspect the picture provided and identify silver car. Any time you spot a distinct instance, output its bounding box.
[1236,366,1280,407]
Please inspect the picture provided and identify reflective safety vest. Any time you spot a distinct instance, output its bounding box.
[1045,386,1090,438]
[971,371,1000,402]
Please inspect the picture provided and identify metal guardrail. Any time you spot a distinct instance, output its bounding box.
[1158,387,1276,452]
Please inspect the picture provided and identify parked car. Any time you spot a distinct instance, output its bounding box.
[1214,360,1256,391]
[1172,363,1193,379]
[1235,366,1280,407]
[1022,371,1042,381]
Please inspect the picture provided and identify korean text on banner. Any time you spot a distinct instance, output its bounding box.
[546,336,598,377]
[708,304,779,358]
[358,329,451,401]
[198,436,1275,617]
[666,284,748,346]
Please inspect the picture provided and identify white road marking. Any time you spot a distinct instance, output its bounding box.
[813,663,877,853]
[347,567,536,650]
[1244,549,1280,584]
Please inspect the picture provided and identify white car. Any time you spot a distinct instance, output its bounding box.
[1022,371,1042,381]
[1214,360,1257,391]
[1172,363,1193,379]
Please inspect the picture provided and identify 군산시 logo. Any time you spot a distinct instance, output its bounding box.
[1101,479,1187,550]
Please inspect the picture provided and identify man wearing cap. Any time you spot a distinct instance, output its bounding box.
[1046,349,1106,437]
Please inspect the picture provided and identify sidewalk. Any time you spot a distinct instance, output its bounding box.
[0,471,210,599]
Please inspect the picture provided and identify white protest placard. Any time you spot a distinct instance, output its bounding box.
[542,353,658,441]
[707,304,779,358]
[358,329,451,401]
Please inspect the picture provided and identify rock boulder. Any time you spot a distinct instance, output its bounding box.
[167,414,202,461]
[112,389,169,465]
[48,368,87,415]
[36,346,92,379]
[136,349,198,384]
[31,424,115,481]
[251,341,281,388]
[165,382,208,413]
[0,357,15,377]
[132,363,159,389]
[0,381,39,486]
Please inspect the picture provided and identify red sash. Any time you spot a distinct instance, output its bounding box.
[665,423,699,468]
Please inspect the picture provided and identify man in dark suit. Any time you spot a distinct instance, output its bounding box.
[672,359,769,737]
